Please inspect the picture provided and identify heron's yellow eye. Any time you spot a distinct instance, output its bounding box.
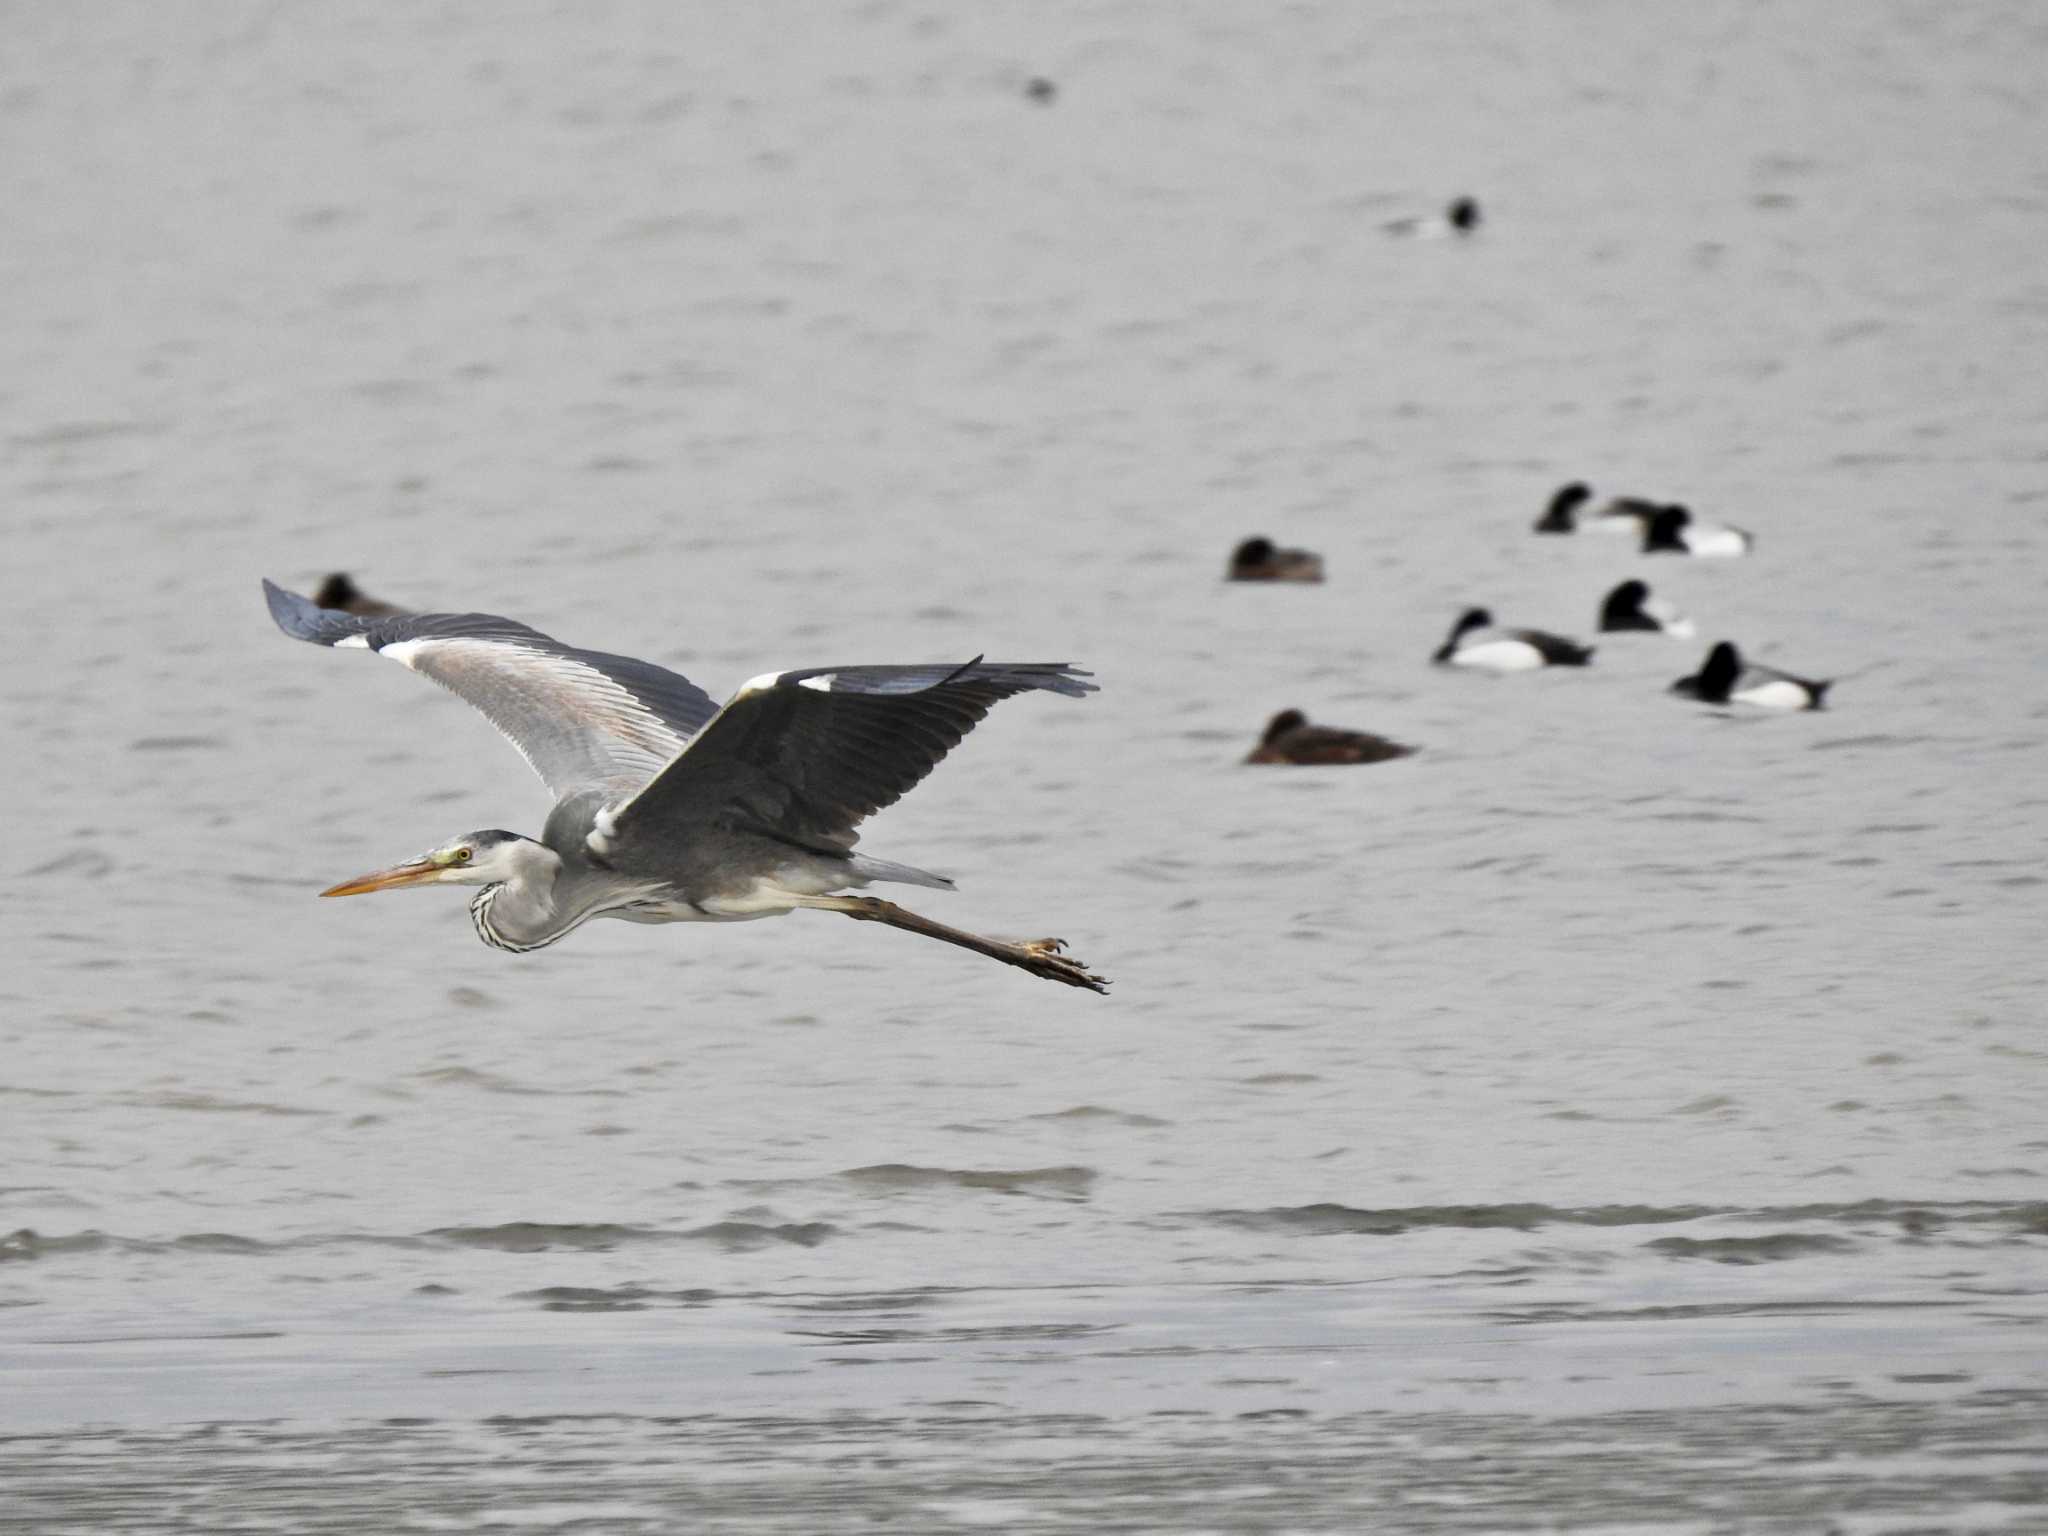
[453,847,472,863]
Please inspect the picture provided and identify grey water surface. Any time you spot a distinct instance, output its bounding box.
[4,2,2047,1530]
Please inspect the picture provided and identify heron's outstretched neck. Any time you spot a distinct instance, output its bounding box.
[468,838,569,952]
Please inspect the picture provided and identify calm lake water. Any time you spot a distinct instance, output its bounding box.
[4,1,2046,1529]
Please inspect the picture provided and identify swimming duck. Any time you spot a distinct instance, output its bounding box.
[1594,495,1666,536]
[1533,482,1593,533]
[1433,608,1594,670]
[1534,483,1662,535]
[1384,196,1482,239]
[1245,709,1416,766]
[1672,641,1829,709]
[1599,579,1695,638]
[1228,537,1325,583]
[1643,505,1753,558]
[312,573,407,617]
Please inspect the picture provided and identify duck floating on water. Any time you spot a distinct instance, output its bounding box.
[1643,505,1753,558]
[313,573,407,617]
[1672,641,1829,709]
[1599,579,1695,638]
[1228,537,1325,583]
[1534,483,1662,535]
[1385,196,1482,239]
[1433,608,1594,671]
[1245,709,1416,766]
[1533,482,1592,533]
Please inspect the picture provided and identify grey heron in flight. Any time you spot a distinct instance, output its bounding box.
[262,580,1108,992]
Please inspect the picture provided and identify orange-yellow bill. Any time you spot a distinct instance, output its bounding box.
[320,858,441,898]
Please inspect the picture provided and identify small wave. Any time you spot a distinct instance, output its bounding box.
[1743,1199,2048,1235]
[1026,1106,1170,1128]
[1808,733,1939,751]
[1188,1203,1722,1236]
[785,1289,955,1314]
[170,1233,271,1255]
[1,1229,116,1263]
[12,418,161,447]
[837,1165,1096,1199]
[23,850,113,878]
[428,1220,834,1253]
[3,1218,840,1264]
[516,1284,718,1313]
[794,1322,1119,1346]
[118,1092,326,1117]
[1670,1095,1741,1116]
[426,1222,682,1252]
[129,735,227,752]
[1492,1299,1962,1326]
[413,1067,623,1098]
[1185,1199,2048,1241]
[682,1220,834,1251]
[1646,1234,1857,1264]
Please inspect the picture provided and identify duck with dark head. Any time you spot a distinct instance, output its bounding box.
[1228,537,1324,583]
[313,573,407,618]
[1246,710,1415,766]
[1434,607,1594,670]
[1643,505,1754,558]
[1599,579,1695,638]
[1534,482,1592,533]
[1672,642,1829,710]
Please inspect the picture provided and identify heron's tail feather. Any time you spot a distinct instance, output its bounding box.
[849,855,956,892]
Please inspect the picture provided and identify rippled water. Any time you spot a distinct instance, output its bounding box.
[5,1,2048,1529]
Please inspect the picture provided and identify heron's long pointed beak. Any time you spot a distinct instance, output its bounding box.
[320,858,442,897]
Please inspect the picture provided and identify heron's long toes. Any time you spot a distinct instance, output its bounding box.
[1016,941,1110,994]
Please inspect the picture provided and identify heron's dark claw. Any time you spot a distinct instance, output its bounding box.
[1016,938,1109,993]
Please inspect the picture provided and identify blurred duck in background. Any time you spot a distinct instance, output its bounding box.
[1245,709,1416,766]
[313,573,407,617]
[1643,505,1753,558]
[1434,608,1594,670]
[1598,579,1695,638]
[1228,537,1325,583]
[1672,641,1829,709]
[1533,482,1662,536]
[1532,481,1593,533]
[1598,495,1668,534]
[1385,196,1482,238]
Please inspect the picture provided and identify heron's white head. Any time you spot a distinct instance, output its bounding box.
[320,830,541,897]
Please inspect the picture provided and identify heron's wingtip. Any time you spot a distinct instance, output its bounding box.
[975,662,1100,699]
[1038,664,1099,699]
[262,577,318,638]
[262,577,294,620]
[263,577,370,645]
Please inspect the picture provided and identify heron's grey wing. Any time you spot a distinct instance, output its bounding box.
[602,660,1095,854]
[263,579,721,798]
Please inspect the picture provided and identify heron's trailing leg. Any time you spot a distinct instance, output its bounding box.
[799,896,1109,993]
